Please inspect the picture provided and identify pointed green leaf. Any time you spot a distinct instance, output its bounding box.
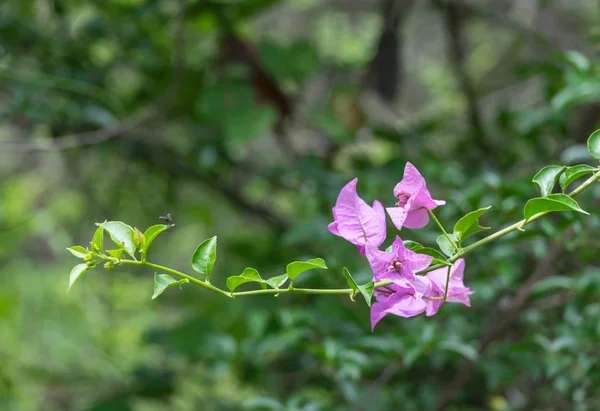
[286,258,327,281]
[436,233,458,257]
[524,194,589,220]
[438,341,479,362]
[226,268,266,292]
[68,263,89,291]
[357,281,374,307]
[99,221,136,257]
[402,240,423,251]
[143,224,173,254]
[67,246,88,259]
[107,249,123,259]
[191,236,217,278]
[453,206,492,242]
[91,221,105,252]
[532,166,565,197]
[588,129,600,160]
[342,267,359,301]
[152,273,188,299]
[559,164,598,190]
[265,274,288,289]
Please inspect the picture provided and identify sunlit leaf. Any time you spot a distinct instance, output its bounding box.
[436,234,458,257]
[265,274,288,289]
[152,273,188,299]
[191,236,217,279]
[107,249,123,259]
[226,268,266,292]
[342,267,359,301]
[559,164,597,190]
[68,263,89,291]
[357,281,374,307]
[143,224,173,254]
[438,340,478,361]
[453,206,492,242]
[532,166,564,196]
[286,258,327,281]
[67,246,88,259]
[98,221,136,258]
[524,194,589,220]
[91,221,105,252]
[588,129,600,160]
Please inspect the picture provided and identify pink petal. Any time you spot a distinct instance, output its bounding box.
[426,299,443,316]
[330,178,387,250]
[393,162,426,198]
[410,275,433,298]
[386,206,408,231]
[412,189,442,211]
[366,245,394,278]
[327,221,340,236]
[404,208,430,229]
[386,294,427,318]
[404,249,433,274]
[370,301,389,330]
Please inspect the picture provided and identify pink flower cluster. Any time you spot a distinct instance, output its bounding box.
[328,163,474,329]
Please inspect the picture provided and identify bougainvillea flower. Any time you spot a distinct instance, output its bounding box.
[386,162,446,230]
[370,274,432,330]
[328,178,386,255]
[424,259,474,316]
[365,235,433,281]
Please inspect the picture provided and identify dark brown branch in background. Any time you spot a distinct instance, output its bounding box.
[0,0,188,152]
[438,0,491,155]
[364,0,415,102]
[432,237,567,411]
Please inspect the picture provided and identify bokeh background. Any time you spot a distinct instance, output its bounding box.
[2,0,600,410]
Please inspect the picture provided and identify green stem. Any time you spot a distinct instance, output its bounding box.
[115,259,232,298]
[443,264,451,301]
[428,209,459,251]
[95,171,600,298]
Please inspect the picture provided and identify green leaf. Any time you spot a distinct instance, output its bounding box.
[265,274,288,289]
[191,236,217,279]
[402,240,423,251]
[436,233,458,257]
[532,166,565,197]
[357,281,374,307]
[342,267,359,301]
[551,82,600,112]
[67,246,88,259]
[453,206,492,242]
[588,129,600,160]
[68,263,89,291]
[226,268,266,292]
[559,164,597,190]
[91,221,105,252]
[107,249,123,259]
[524,194,589,220]
[438,341,479,362]
[286,258,327,281]
[531,276,574,295]
[98,221,136,258]
[143,224,173,254]
[152,273,189,299]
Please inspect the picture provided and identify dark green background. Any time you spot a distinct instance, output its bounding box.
[1,0,600,410]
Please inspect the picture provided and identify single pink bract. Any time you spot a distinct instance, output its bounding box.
[386,162,446,230]
[424,258,474,316]
[328,178,386,255]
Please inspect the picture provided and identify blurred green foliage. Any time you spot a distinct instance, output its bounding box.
[1,0,600,410]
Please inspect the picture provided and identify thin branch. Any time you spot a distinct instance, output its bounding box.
[439,0,491,155]
[0,0,187,152]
